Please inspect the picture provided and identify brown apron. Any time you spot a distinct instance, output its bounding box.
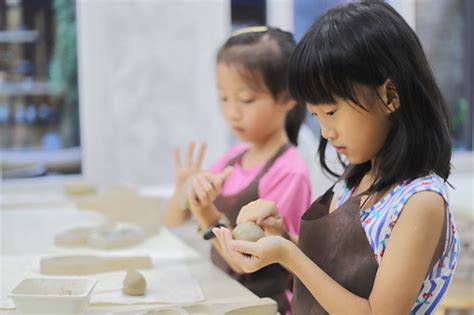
[292,186,379,315]
[211,143,292,314]
[292,185,446,315]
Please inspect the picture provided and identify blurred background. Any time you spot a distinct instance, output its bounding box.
[0,0,471,183]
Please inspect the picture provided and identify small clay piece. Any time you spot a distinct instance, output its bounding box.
[64,182,97,196]
[123,269,146,296]
[179,174,198,209]
[232,221,265,242]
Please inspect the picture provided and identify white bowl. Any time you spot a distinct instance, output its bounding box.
[9,277,97,314]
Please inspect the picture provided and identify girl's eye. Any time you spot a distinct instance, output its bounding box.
[241,98,255,104]
[310,112,318,117]
[326,110,336,117]
[220,97,228,102]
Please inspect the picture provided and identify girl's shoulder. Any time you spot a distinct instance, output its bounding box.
[367,174,449,218]
[395,174,449,205]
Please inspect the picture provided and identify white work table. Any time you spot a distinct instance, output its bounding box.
[0,179,273,314]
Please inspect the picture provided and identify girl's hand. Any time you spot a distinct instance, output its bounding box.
[212,227,289,273]
[187,167,233,215]
[174,142,206,190]
[236,199,289,237]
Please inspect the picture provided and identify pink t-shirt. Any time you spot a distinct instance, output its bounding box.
[211,143,312,235]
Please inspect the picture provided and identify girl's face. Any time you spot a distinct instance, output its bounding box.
[216,63,290,143]
[307,86,393,165]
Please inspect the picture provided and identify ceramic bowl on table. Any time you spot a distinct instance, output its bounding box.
[9,277,97,314]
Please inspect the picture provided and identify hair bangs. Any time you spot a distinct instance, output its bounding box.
[289,30,363,108]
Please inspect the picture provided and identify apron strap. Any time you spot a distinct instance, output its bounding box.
[222,143,292,182]
[223,148,249,168]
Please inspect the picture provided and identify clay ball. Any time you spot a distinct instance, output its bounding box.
[232,221,265,242]
[123,269,146,296]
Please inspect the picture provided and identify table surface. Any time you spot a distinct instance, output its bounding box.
[1,173,472,314]
[0,180,262,314]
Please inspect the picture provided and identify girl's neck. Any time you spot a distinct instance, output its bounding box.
[241,129,289,168]
[353,161,397,210]
[350,159,378,196]
[352,171,375,196]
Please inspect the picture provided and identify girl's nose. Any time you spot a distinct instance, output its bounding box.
[228,102,242,120]
[321,125,337,140]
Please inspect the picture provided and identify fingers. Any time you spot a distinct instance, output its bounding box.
[260,216,282,228]
[173,147,182,170]
[259,216,287,236]
[187,183,199,209]
[213,227,232,257]
[203,166,233,191]
[192,175,213,206]
[214,228,260,273]
[185,142,195,167]
[194,142,207,169]
[196,175,214,194]
[236,206,274,225]
[218,166,233,182]
[183,141,206,170]
[212,227,223,240]
[216,227,258,257]
[229,238,260,256]
[236,200,278,225]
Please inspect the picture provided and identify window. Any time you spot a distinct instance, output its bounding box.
[0,0,80,179]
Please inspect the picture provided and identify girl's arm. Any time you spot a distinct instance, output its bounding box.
[188,169,246,274]
[216,190,445,314]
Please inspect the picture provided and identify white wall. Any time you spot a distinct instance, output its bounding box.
[267,0,294,32]
[77,0,231,185]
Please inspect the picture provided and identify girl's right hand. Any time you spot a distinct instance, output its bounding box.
[236,199,289,238]
[187,166,233,215]
[173,142,206,190]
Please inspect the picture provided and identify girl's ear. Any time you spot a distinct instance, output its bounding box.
[284,98,297,112]
[278,91,297,112]
[382,79,400,113]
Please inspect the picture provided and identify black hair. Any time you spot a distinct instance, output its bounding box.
[289,1,452,192]
[217,27,306,146]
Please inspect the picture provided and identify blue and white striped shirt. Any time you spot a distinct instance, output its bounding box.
[335,174,460,314]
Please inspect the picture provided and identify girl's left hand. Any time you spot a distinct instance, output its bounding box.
[212,227,289,273]
[236,199,289,238]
